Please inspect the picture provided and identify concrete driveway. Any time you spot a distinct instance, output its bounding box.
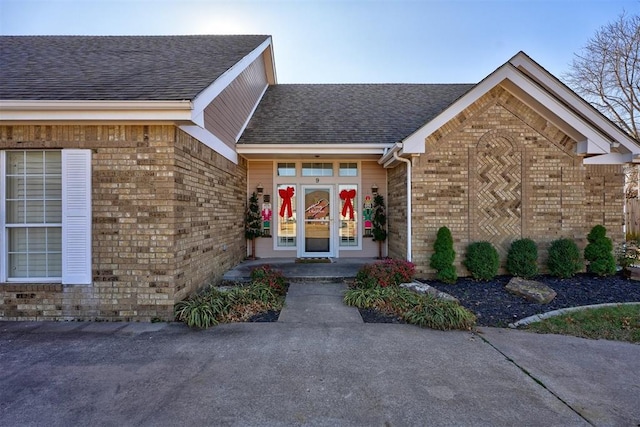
[1,319,638,426]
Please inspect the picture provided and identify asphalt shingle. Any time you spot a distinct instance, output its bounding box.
[238,84,474,145]
[0,35,269,101]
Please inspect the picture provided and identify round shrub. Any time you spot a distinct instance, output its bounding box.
[463,241,500,281]
[429,226,457,284]
[547,238,582,278]
[506,238,538,278]
[584,225,616,276]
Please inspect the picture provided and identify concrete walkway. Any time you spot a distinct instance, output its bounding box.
[1,282,639,426]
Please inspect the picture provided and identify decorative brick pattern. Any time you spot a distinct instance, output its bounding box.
[408,85,625,277]
[0,125,247,321]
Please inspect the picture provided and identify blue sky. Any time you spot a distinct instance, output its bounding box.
[0,0,637,84]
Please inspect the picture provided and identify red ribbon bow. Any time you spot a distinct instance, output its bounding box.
[279,186,295,218]
[340,189,356,220]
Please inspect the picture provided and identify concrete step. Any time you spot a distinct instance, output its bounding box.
[278,282,363,324]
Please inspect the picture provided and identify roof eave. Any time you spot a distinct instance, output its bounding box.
[0,99,194,122]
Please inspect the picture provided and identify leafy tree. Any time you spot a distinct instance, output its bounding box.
[584,225,616,276]
[564,11,640,202]
[245,192,262,259]
[372,194,387,259]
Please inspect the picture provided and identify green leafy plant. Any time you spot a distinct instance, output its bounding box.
[584,225,616,276]
[250,264,286,295]
[429,226,457,284]
[463,241,500,281]
[506,238,539,279]
[354,259,415,288]
[174,291,228,329]
[547,238,583,278]
[372,194,387,259]
[245,192,262,259]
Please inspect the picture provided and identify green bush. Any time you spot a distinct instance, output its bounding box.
[250,265,287,295]
[344,286,475,331]
[584,225,616,276]
[463,241,500,281]
[547,238,583,278]
[506,238,538,278]
[429,226,457,284]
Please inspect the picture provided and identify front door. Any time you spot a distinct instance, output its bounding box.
[300,186,334,257]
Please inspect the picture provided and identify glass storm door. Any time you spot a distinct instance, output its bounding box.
[300,186,334,257]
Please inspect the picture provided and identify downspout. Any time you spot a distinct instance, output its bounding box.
[393,149,412,262]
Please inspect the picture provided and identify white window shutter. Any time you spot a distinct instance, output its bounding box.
[62,149,92,285]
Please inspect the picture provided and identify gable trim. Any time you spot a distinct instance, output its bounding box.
[402,63,613,157]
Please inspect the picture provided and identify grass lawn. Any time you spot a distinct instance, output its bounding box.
[524,304,640,343]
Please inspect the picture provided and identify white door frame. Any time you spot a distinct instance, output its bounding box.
[298,184,335,258]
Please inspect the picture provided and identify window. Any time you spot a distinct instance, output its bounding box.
[1,150,92,284]
[277,163,296,177]
[338,184,358,247]
[276,184,296,247]
[339,163,358,177]
[301,163,333,177]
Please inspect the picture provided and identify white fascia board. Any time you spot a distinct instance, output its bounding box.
[510,52,640,155]
[378,142,402,165]
[180,125,238,164]
[0,100,193,122]
[402,64,611,155]
[237,143,391,156]
[583,152,634,165]
[190,37,274,126]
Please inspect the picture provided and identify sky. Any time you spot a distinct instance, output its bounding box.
[0,0,638,84]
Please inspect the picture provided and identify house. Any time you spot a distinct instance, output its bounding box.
[1,35,639,321]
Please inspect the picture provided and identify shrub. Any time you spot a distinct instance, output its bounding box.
[584,225,616,276]
[250,265,287,295]
[354,259,415,288]
[547,238,583,278]
[463,241,500,281]
[429,226,457,284]
[506,238,539,278]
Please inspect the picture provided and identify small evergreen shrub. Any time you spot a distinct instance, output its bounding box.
[354,259,416,288]
[463,241,500,281]
[250,265,287,295]
[584,225,616,276]
[429,226,457,284]
[547,238,583,278]
[506,238,538,278]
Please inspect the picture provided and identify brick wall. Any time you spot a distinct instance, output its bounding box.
[409,85,625,277]
[0,124,247,321]
[387,163,407,260]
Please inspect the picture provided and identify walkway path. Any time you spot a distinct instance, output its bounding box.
[278,281,362,324]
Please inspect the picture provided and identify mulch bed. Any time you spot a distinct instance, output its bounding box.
[428,273,640,327]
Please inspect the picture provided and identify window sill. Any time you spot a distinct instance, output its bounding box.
[1,283,64,292]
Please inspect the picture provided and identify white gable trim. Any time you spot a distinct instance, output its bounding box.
[237,143,392,157]
[179,125,238,164]
[509,52,640,156]
[190,37,274,127]
[402,63,613,156]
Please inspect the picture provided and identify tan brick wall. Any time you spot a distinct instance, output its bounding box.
[387,163,407,260]
[410,85,625,277]
[0,125,246,321]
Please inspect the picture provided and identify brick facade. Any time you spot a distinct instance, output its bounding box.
[407,85,625,277]
[0,125,246,321]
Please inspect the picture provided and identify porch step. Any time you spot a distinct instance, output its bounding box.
[278,282,363,324]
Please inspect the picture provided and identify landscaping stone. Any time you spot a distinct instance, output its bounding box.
[400,281,459,303]
[505,277,557,304]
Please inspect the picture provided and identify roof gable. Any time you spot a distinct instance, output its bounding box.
[0,35,270,101]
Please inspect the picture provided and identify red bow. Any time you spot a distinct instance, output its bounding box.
[279,186,295,218]
[340,189,356,220]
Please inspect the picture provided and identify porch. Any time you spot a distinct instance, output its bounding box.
[222,257,375,283]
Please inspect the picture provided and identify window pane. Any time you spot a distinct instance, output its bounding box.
[277,163,296,177]
[6,201,25,223]
[47,228,62,251]
[25,200,45,223]
[45,151,62,174]
[26,176,44,198]
[8,228,27,252]
[301,163,333,177]
[45,200,62,222]
[339,185,358,247]
[277,184,296,247]
[8,254,28,278]
[339,163,358,177]
[45,176,62,199]
[48,253,62,277]
[29,253,48,277]
[25,151,43,173]
[28,228,47,251]
[6,176,25,199]
[7,151,24,174]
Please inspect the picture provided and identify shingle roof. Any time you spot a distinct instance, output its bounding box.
[238,84,474,144]
[0,35,269,101]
